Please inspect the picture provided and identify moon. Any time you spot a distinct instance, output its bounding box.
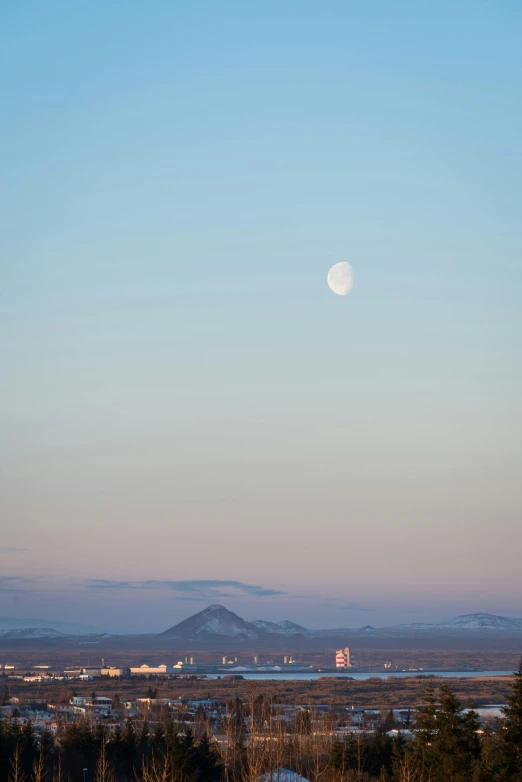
[327,262,354,296]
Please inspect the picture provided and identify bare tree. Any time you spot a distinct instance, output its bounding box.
[9,745,26,782]
[52,754,63,782]
[94,737,116,782]
[395,754,430,782]
[141,751,182,782]
[31,752,46,782]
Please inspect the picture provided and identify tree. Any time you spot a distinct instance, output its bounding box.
[472,725,495,782]
[20,721,38,778]
[31,752,46,782]
[139,720,150,749]
[410,684,481,782]
[121,718,137,775]
[94,737,115,782]
[9,744,26,782]
[294,709,312,736]
[151,724,165,755]
[38,728,54,762]
[412,684,437,766]
[0,685,10,705]
[496,658,522,781]
[380,709,397,734]
[193,733,223,782]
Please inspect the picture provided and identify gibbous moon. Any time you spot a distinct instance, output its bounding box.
[327,262,354,296]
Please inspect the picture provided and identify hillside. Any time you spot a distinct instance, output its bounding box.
[158,604,262,640]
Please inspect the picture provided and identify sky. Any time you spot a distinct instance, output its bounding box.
[1,0,521,633]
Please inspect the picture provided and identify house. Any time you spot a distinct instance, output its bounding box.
[258,770,310,782]
[387,729,414,740]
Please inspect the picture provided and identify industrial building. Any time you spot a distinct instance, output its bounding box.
[129,661,197,676]
[335,648,352,668]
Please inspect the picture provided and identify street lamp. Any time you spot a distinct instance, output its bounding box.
[82,769,88,782]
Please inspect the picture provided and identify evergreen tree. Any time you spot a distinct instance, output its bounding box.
[19,720,37,777]
[121,718,137,775]
[138,719,150,750]
[0,685,10,706]
[61,719,96,781]
[0,715,14,782]
[194,732,223,782]
[108,724,123,777]
[496,658,522,781]
[39,726,54,760]
[409,685,437,777]
[329,738,345,772]
[366,731,394,779]
[432,687,480,782]
[410,684,481,782]
[163,728,195,781]
[151,723,165,755]
[472,725,496,782]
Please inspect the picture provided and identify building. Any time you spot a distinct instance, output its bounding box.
[129,662,199,676]
[83,667,102,677]
[130,664,177,676]
[101,667,130,677]
[63,669,83,678]
[335,648,352,668]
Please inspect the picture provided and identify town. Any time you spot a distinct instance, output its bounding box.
[1,660,521,781]
[0,648,356,682]
[0,660,522,782]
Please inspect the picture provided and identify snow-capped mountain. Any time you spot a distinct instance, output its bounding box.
[276,620,308,634]
[307,613,522,637]
[159,605,261,640]
[0,617,106,635]
[252,619,307,636]
[0,627,65,640]
[393,613,522,631]
[435,613,522,630]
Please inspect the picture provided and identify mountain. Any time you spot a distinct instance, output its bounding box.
[435,613,522,630]
[307,613,522,637]
[393,613,522,631]
[0,627,65,640]
[0,617,106,635]
[159,606,522,643]
[3,607,522,649]
[252,619,307,636]
[159,605,261,640]
[306,627,353,638]
[159,606,308,640]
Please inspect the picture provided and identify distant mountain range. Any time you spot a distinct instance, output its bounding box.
[252,619,308,635]
[158,606,522,641]
[1,608,521,644]
[0,617,106,635]
[433,613,522,630]
[0,627,66,640]
[308,613,522,637]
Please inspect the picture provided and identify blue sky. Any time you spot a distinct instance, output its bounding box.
[1,0,521,632]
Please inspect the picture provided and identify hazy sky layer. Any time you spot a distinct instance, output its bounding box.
[1,0,521,632]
